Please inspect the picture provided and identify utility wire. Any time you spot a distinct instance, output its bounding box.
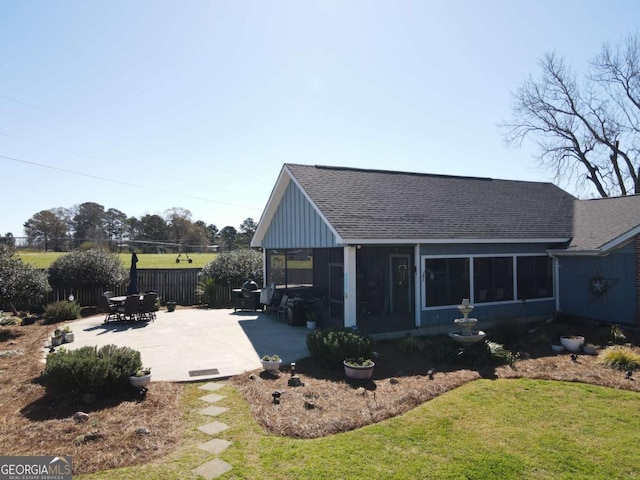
[0,153,262,211]
[0,93,270,184]
[0,130,253,199]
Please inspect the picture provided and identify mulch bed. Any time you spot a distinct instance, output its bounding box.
[230,321,640,439]
[0,320,183,475]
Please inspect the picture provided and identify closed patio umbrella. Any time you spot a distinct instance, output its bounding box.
[126,251,139,295]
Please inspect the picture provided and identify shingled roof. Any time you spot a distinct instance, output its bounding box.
[567,195,640,252]
[285,164,575,242]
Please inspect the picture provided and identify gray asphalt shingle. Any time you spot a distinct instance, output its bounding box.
[569,195,640,251]
[286,164,576,241]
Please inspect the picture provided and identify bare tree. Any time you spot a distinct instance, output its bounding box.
[502,33,640,197]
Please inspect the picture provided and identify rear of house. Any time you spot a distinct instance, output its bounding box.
[252,164,639,334]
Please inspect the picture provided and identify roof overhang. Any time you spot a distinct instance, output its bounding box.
[251,165,343,247]
[343,237,570,245]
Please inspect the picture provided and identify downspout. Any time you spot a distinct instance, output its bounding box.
[547,252,561,313]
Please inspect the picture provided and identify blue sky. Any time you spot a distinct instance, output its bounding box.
[1,1,639,237]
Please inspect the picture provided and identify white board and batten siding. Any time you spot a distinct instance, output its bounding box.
[262,182,337,249]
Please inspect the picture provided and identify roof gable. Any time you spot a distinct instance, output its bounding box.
[568,195,640,252]
[282,164,575,242]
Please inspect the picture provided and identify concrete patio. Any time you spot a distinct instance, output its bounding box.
[60,308,311,382]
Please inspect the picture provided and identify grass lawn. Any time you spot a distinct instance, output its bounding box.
[77,379,640,479]
[18,252,216,269]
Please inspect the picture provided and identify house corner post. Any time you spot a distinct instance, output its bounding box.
[343,246,357,328]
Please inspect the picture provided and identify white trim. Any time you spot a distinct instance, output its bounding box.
[343,246,357,328]
[598,228,639,252]
[547,249,604,257]
[251,165,344,247]
[287,168,344,243]
[344,237,569,245]
[420,253,554,311]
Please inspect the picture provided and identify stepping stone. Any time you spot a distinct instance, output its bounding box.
[192,459,232,479]
[199,438,232,454]
[200,393,225,403]
[199,382,225,392]
[200,406,228,417]
[198,421,229,436]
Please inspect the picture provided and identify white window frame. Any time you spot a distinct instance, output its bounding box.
[421,253,554,311]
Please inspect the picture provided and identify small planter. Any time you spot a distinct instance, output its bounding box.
[560,335,585,352]
[344,359,375,380]
[63,332,74,343]
[129,374,152,388]
[306,320,316,330]
[583,344,598,355]
[166,302,177,312]
[551,344,564,352]
[261,358,282,374]
[51,335,63,347]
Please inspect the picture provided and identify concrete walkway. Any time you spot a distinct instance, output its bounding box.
[61,308,311,382]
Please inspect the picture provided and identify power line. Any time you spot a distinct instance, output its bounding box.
[0,153,262,211]
[0,130,254,199]
[0,93,270,184]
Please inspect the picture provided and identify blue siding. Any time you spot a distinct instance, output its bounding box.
[419,242,557,327]
[420,243,555,256]
[262,182,338,249]
[559,243,637,324]
[421,299,555,327]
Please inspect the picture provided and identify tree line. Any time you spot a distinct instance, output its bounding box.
[7,202,257,253]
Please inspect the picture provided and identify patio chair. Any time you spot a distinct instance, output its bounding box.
[100,293,119,323]
[117,294,141,321]
[276,295,289,318]
[139,292,158,322]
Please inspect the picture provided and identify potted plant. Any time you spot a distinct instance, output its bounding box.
[61,325,74,343]
[260,354,282,374]
[583,343,598,355]
[129,367,152,388]
[306,310,317,330]
[560,335,585,352]
[51,328,63,347]
[166,302,177,312]
[343,357,375,380]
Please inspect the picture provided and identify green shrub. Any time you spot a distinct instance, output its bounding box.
[199,249,263,288]
[48,249,126,289]
[42,344,142,395]
[0,244,51,311]
[397,334,424,354]
[491,319,526,347]
[598,346,640,371]
[430,339,518,367]
[43,301,81,323]
[306,328,374,369]
[196,277,218,307]
[610,324,627,344]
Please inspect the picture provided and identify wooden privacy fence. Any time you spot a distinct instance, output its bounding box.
[47,268,233,307]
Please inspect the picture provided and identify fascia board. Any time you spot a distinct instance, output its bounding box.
[343,237,570,245]
[598,225,640,252]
